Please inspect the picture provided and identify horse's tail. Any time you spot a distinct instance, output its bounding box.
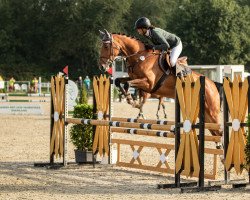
[214,81,223,109]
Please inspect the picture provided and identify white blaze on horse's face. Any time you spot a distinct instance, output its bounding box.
[99,29,120,72]
[99,41,113,71]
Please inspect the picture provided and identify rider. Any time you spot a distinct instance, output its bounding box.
[134,17,183,73]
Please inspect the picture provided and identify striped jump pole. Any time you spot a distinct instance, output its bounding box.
[111,127,222,142]
[111,117,222,131]
[111,117,175,125]
[66,118,175,132]
[111,127,174,138]
[6,93,51,97]
[1,99,49,102]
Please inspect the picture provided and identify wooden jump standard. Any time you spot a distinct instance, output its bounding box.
[92,74,249,190]
[87,75,222,187]
[35,73,249,191]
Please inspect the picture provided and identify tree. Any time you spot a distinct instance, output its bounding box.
[69,0,132,78]
[236,0,250,6]
[0,0,49,79]
[170,0,250,66]
[0,0,249,80]
[124,0,178,40]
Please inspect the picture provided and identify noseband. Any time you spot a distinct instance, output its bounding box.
[99,34,170,94]
[100,35,150,72]
[99,38,121,71]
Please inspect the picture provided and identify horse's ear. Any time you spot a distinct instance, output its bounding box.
[99,30,105,40]
[104,29,111,39]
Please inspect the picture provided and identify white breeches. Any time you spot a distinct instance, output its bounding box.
[170,41,182,67]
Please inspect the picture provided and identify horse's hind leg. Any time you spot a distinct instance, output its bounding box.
[158,97,167,119]
[161,102,167,119]
[137,99,145,119]
[156,100,160,119]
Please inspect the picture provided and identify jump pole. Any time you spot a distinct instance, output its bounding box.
[63,75,69,166]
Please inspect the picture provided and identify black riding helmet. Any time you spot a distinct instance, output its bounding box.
[134,17,151,29]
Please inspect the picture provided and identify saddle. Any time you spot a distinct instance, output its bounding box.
[159,51,191,77]
[151,51,192,93]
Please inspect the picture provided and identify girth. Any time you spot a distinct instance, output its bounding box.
[150,52,170,94]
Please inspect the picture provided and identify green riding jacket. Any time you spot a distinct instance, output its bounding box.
[147,27,181,51]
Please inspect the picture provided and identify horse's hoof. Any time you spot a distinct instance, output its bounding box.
[137,113,143,119]
[219,156,225,164]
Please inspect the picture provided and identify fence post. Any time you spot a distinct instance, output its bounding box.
[109,76,114,164]
[198,76,205,188]
[223,77,230,183]
[38,77,42,95]
[175,88,181,187]
[49,76,55,164]
[63,75,69,166]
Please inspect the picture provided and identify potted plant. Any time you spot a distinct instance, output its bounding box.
[70,103,94,163]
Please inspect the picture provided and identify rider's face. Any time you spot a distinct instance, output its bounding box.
[137,28,146,35]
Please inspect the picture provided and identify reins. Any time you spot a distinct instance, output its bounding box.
[101,35,162,64]
[100,34,169,93]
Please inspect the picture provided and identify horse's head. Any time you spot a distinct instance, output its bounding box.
[99,29,121,72]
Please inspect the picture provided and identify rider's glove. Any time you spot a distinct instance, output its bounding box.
[145,44,154,50]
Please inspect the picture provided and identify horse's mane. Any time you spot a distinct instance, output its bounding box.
[111,32,147,45]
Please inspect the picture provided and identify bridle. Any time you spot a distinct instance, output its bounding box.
[99,32,170,94]
[99,35,152,72]
[99,37,121,72]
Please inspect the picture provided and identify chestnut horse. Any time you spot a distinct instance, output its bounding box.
[99,30,221,136]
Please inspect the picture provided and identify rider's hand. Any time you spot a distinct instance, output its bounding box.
[145,44,154,50]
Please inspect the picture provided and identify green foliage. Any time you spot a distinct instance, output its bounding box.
[170,0,250,66]
[0,64,48,80]
[236,0,250,6]
[0,0,249,80]
[125,0,177,40]
[113,87,120,101]
[69,104,93,151]
[79,85,88,105]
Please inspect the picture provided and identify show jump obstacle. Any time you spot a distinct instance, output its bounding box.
[35,73,250,191]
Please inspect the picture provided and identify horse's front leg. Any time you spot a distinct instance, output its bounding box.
[115,77,131,95]
[128,78,151,93]
[115,77,136,107]
[136,91,147,119]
